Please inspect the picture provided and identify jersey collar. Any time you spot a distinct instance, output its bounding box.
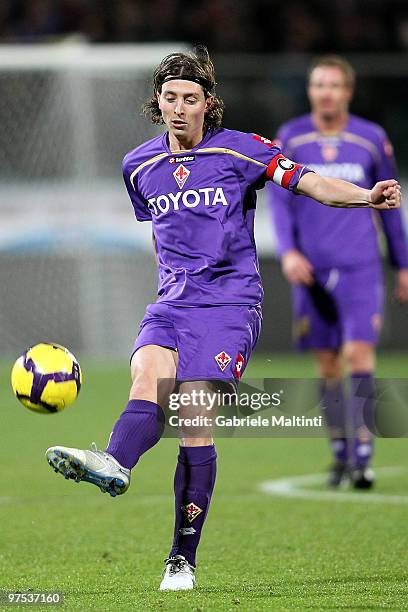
[162,128,217,155]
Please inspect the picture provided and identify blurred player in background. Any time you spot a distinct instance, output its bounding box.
[268,55,408,489]
[46,48,401,591]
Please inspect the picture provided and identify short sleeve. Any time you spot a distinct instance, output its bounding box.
[122,155,152,222]
[231,131,312,191]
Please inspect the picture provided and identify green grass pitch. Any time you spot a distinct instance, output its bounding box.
[1,353,408,611]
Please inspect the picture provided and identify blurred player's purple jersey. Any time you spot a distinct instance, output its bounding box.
[123,128,310,305]
[268,114,408,269]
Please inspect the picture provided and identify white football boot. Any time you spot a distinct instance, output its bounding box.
[159,555,196,591]
[45,443,130,497]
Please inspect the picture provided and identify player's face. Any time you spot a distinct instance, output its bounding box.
[157,80,212,148]
[308,66,353,120]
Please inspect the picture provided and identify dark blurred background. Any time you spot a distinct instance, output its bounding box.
[1,0,408,163]
[1,0,408,52]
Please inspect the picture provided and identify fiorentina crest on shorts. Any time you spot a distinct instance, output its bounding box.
[182,502,203,523]
[173,164,190,189]
[233,352,245,379]
[215,350,232,372]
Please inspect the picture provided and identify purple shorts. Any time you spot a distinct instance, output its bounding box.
[293,265,384,350]
[132,303,262,383]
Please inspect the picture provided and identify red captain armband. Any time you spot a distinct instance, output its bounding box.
[266,154,303,189]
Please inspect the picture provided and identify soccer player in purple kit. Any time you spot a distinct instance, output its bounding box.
[46,47,401,591]
[268,55,408,489]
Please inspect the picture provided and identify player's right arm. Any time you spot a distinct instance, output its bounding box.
[122,152,153,222]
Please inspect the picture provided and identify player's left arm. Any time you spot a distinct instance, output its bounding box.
[236,131,400,209]
[296,172,402,210]
[253,136,400,210]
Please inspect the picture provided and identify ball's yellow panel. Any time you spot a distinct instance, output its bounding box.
[26,343,75,375]
[11,358,34,397]
[19,396,52,414]
[10,343,82,414]
[42,379,79,410]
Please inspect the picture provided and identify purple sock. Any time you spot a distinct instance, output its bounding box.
[349,373,375,468]
[106,399,164,469]
[169,445,217,567]
[320,379,347,464]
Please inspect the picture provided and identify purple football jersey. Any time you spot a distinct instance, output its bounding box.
[123,128,309,305]
[268,114,408,269]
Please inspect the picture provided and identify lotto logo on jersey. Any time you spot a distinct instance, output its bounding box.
[233,352,246,379]
[173,164,190,189]
[253,133,276,147]
[182,502,203,523]
[215,351,232,372]
[169,155,195,164]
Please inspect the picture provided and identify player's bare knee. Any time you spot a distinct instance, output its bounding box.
[129,373,155,399]
[129,370,176,406]
[176,381,218,444]
[129,344,177,404]
[343,341,375,373]
[314,350,341,380]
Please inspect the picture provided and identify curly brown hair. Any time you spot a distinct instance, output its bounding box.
[142,45,224,131]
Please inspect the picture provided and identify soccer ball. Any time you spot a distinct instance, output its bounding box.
[11,343,82,414]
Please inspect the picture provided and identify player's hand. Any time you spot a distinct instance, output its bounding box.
[394,269,408,303]
[369,179,402,210]
[281,249,314,285]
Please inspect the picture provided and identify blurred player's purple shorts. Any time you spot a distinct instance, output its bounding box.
[293,264,384,350]
[132,303,262,383]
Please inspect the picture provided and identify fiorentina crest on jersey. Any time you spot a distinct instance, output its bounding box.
[321,143,338,162]
[215,351,232,372]
[173,164,190,189]
[182,502,203,523]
